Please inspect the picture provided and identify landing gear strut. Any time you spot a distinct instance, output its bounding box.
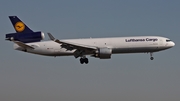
[150,52,154,60]
[80,57,89,64]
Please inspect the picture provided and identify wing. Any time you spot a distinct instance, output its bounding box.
[48,33,97,58]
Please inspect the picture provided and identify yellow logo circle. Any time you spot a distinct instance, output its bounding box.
[15,22,25,32]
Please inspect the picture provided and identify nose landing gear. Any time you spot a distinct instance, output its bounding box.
[150,57,154,60]
[150,52,154,60]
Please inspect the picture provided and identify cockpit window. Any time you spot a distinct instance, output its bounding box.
[166,39,171,42]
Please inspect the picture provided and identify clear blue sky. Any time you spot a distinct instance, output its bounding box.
[0,0,180,101]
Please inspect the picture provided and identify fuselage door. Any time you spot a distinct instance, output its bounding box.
[159,39,163,46]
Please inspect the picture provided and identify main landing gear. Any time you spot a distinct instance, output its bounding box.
[150,52,154,60]
[80,57,89,64]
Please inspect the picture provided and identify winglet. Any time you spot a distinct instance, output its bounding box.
[47,33,62,44]
[47,33,55,41]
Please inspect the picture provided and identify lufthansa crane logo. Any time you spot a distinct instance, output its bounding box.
[15,22,25,32]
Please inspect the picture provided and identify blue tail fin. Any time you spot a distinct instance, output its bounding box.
[9,16,33,33]
[6,16,45,43]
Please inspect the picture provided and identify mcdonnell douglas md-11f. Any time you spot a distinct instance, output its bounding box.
[5,16,175,64]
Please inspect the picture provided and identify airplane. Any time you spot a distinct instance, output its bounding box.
[5,16,175,64]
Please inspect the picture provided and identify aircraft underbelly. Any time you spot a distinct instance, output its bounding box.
[112,47,159,53]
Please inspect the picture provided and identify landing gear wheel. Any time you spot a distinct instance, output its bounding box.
[80,58,84,64]
[150,57,154,60]
[84,58,89,64]
[150,52,154,60]
[79,58,89,64]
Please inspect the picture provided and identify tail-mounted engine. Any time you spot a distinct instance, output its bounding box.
[6,31,45,43]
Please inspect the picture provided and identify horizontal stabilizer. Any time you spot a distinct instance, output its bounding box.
[12,40,34,49]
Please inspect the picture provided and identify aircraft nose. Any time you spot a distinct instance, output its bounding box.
[165,41,175,48]
[172,41,175,47]
[169,41,175,47]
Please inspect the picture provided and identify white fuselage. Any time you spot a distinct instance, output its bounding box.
[14,36,175,57]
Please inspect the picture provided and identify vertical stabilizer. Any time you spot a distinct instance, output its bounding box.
[9,16,33,33]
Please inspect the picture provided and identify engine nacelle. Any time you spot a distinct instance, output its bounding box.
[94,48,112,59]
[6,31,45,43]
